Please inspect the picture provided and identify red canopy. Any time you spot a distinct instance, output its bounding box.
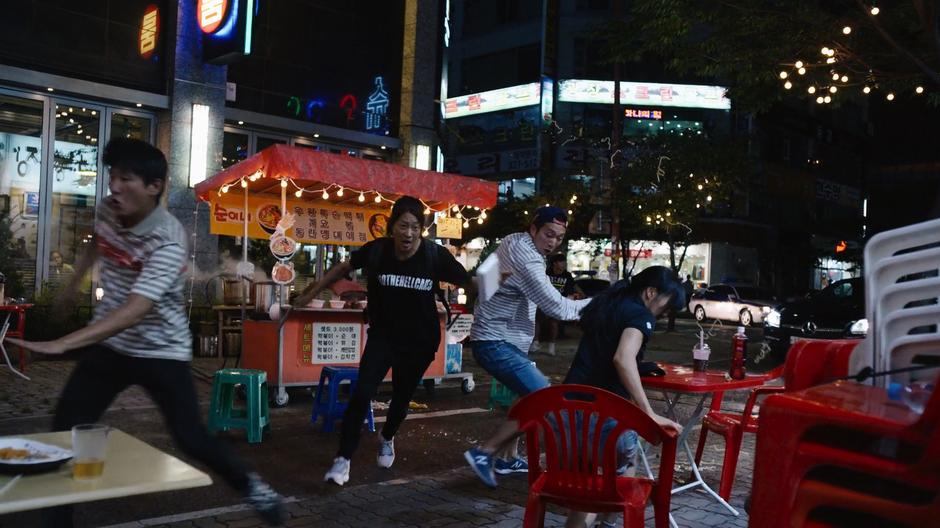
[194,144,498,209]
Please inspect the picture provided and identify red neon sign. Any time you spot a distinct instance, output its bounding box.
[139,4,160,59]
[197,0,229,34]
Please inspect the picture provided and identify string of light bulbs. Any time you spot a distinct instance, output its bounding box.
[777,3,928,104]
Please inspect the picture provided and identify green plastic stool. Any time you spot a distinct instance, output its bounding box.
[488,379,519,409]
[207,369,270,444]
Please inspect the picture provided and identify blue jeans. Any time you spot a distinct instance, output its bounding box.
[551,412,638,476]
[470,340,550,396]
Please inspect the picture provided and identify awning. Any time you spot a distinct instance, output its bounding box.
[194,144,498,209]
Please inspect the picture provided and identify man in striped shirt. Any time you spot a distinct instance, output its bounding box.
[9,139,284,527]
[464,207,590,487]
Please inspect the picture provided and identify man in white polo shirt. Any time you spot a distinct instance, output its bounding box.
[9,138,284,527]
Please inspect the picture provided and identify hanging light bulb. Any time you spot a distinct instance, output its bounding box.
[820,47,830,55]
[571,195,578,201]
[826,57,836,64]
[222,185,230,193]
[706,195,713,202]
[784,81,792,89]
[696,203,701,209]
[336,187,344,197]
[241,179,248,188]
[842,26,852,35]
[423,207,430,215]
[567,209,573,215]
[798,67,806,75]
[816,96,825,104]
[523,210,528,215]
[295,189,303,198]
[871,6,880,15]
[779,71,788,79]
[645,216,652,222]
[462,220,469,229]
[697,184,703,190]
[667,199,672,204]
[422,228,430,237]
[359,192,366,202]
[830,86,838,93]
[916,86,925,94]
[374,194,382,203]
[824,95,832,103]
[841,75,848,83]
[795,60,804,69]
[638,204,643,210]
[280,180,288,188]
[481,210,487,219]
[827,48,836,57]
[322,190,330,200]
[886,92,895,101]
[456,212,462,219]
[863,86,871,94]
[808,86,817,94]
[832,73,840,81]
[452,205,459,213]
[477,218,483,225]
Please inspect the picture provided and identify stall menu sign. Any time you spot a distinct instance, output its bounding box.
[210,193,383,246]
[309,323,362,364]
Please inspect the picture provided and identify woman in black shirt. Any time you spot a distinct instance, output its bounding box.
[295,196,471,486]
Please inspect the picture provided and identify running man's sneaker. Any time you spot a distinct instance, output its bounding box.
[324,457,351,486]
[464,447,497,488]
[245,472,286,526]
[494,457,529,474]
[377,436,395,468]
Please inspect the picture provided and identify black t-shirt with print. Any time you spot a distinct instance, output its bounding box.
[564,296,656,398]
[547,270,576,297]
[349,238,470,355]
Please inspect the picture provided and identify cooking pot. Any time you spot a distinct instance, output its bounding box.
[222,275,254,305]
[254,281,290,314]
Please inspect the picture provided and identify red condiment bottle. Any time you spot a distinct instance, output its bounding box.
[730,326,748,380]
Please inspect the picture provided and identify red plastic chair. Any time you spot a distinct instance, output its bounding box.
[692,339,856,500]
[507,385,678,528]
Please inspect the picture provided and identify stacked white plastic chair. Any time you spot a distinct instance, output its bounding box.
[855,217,940,386]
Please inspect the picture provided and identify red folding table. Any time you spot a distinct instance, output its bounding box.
[638,363,774,520]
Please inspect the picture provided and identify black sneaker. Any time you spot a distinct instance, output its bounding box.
[245,472,286,526]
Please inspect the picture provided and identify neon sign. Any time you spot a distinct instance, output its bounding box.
[197,0,229,34]
[139,4,160,59]
[624,108,662,120]
[339,95,358,127]
[365,76,389,132]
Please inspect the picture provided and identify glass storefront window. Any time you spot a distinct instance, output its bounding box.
[0,93,44,297]
[49,104,99,297]
[110,113,151,142]
[256,135,287,152]
[222,130,249,169]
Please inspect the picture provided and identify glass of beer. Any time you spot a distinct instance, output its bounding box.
[72,424,109,480]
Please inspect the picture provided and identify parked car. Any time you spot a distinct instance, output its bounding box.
[763,278,867,358]
[689,284,778,326]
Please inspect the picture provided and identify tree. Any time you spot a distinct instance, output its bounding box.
[606,1,940,111]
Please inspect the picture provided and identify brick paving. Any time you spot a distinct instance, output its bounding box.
[1,323,766,527]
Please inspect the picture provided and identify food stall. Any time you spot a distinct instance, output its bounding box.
[194,145,498,405]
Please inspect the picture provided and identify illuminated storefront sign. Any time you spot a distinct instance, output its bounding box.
[365,76,390,133]
[624,108,662,120]
[540,76,554,124]
[139,4,160,59]
[558,79,731,110]
[199,0,255,65]
[443,83,540,119]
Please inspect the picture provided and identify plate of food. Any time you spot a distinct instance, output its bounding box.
[0,438,73,474]
[256,204,282,235]
[271,262,295,285]
[368,213,389,239]
[269,235,296,259]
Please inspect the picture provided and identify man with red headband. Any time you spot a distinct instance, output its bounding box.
[464,206,590,487]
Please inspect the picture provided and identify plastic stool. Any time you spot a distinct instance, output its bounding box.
[488,379,518,409]
[311,366,375,433]
[207,369,270,444]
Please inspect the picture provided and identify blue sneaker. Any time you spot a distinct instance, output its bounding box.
[464,448,497,488]
[494,457,529,475]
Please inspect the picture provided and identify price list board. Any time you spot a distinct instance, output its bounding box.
[309,323,362,364]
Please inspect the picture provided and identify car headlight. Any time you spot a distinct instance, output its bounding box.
[761,306,771,314]
[765,309,781,328]
[849,318,869,336]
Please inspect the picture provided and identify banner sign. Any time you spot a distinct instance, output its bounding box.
[558,79,731,110]
[210,194,386,246]
[443,83,540,119]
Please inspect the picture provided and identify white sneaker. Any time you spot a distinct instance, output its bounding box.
[324,457,350,486]
[529,341,541,353]
[377,437,395,468]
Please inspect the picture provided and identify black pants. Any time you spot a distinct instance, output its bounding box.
[337,335,434,459]
[44,346,251,527]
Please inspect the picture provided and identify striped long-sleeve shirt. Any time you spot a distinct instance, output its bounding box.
[93,205,191,361]
[470,233,590,353]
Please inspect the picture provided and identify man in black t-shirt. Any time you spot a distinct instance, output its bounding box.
[294,196,471,486]
[531,254,583,356]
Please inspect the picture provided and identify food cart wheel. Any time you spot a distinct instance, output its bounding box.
[461,377,475,394]
[423,378,436,398]
[273,389,290,407]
